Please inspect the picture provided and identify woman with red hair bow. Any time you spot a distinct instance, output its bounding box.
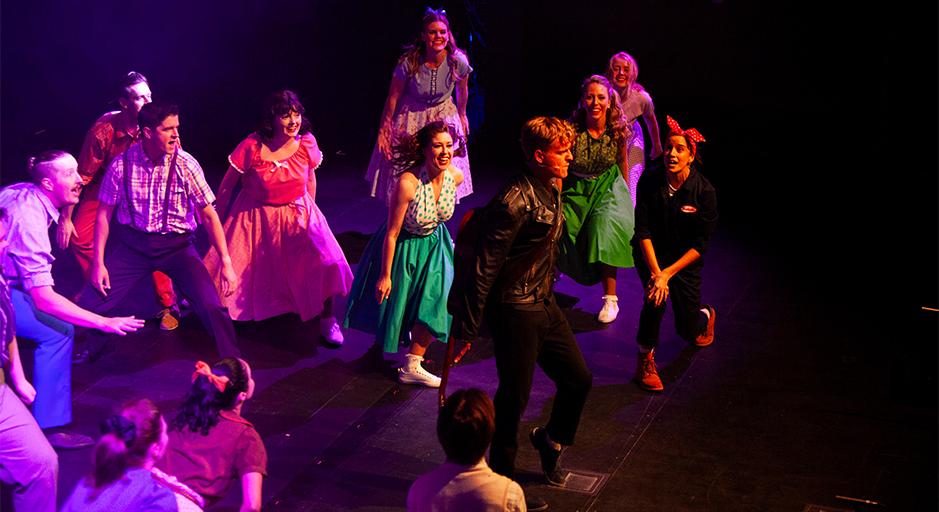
[631,116,718,392]
[158,358,267,511]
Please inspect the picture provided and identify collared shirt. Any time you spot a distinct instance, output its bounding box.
[77,111,140,186]
[99,143,215,234]
[158,410,267,505]
[0,183,59,291]
[407,459,526,512]
[632,166,718,265]
[60,467,177,512]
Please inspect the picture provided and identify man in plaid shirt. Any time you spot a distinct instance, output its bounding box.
[77,100,240,360]
[58,72,181,332]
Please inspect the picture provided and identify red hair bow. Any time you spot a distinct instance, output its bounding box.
[192,361,230,393]
[666,115,706,153]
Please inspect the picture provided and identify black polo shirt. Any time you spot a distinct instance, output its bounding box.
[631,166,718,268]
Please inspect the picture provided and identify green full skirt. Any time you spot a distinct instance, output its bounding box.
[558,164,635,285]
[343,222,453,353]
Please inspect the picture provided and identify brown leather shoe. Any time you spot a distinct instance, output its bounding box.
[694,305,716,347]
[159,307,179,331]
[636,350,664,392]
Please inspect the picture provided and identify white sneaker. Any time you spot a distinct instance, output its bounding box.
[597,295,619,323]
[398,363,441,388]
[320,317,344,346]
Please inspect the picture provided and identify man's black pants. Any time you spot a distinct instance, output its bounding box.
[635,254,707,348]
[486,296,592,479]
[78,224,240,358]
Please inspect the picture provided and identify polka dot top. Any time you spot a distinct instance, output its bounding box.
[403,167,456,236]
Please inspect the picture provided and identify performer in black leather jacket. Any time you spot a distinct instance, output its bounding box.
[449,117,593,498]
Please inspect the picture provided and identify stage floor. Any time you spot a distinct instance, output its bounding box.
[48,161,936,511]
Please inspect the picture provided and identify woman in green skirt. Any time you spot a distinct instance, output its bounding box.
[559,75,635,323]
[344,121,463,388]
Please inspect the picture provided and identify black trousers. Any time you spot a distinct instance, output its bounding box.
[78,224,240,358]
[486,297,593,479]
[635,254,707,348]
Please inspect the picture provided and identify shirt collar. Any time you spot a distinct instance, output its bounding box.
[138,143,174,168]
[443,459,489,471]
[526,173,559,207]
[30,183,60,223]
[219,409,254,428]
[113,117,140,142]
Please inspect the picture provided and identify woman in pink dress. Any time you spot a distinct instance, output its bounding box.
[205,90,353,345]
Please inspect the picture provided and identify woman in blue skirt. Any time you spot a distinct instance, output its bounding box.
[345,121,464,388]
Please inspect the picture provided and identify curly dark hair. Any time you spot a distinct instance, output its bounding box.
[172,358,250,436]
[257,90,313,143]
[389,120,465,175]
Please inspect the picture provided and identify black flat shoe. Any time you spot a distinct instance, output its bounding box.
[529,427,566,486]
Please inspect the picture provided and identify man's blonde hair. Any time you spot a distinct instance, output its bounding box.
[520,116,574,160]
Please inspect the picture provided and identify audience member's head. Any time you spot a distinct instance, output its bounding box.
[91,398,168,492]
[437,388,495,466]
[173,358,255,436]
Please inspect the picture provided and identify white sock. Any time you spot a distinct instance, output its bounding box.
[700,308,711,319]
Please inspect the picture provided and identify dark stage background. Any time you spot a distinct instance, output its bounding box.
[1,1,936,362]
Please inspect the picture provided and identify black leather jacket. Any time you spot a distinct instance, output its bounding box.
[449,172,562,341]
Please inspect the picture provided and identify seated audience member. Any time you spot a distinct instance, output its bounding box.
[0,151,144,449]
[61,398,202,511]
[0,206,59,512]
[408,388,527,512]
[158,358,267,511]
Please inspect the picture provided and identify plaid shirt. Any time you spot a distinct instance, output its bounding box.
[99,143,215,234]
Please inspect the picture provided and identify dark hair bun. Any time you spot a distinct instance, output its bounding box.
[101,415,137,445]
